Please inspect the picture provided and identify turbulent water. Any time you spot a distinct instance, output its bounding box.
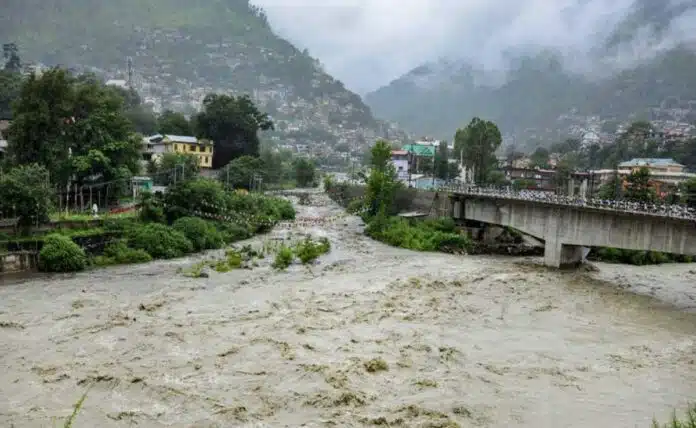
[1,190,695,428]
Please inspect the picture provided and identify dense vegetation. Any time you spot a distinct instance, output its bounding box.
[32,178,296,271]
[326,140,473,255]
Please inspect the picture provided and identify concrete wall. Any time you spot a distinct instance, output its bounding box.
[0,252,37,273]
[455,195,696,267]
[326,184,451,218]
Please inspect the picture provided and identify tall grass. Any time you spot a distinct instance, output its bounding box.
[652,405,696,428]
[63,389,90,428]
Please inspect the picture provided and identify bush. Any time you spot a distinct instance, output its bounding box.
[0,164,53,231]
[138,191,165,223]
[164,178,229,223]
[272,245,294,270]
[38,234,87,272]
[591,247,685,265]
[127,223,193,259]
[172,217,224,252]
[103,217,139,234]
[367,216,472,253]
[214,221,252,243]
[95,240,152,266]
[294,236,331,264]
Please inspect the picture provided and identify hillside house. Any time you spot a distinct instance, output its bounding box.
[390,150,410,181]
[143,134,214,168]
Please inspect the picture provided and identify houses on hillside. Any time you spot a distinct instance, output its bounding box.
[142,134,214,169]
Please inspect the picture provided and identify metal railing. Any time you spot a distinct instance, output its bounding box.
[437,182,696,221]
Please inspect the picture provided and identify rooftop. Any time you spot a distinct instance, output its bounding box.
[164,135,199,144]
[145,134,201,144]
[618,158,683,168]
[402,144,435,157]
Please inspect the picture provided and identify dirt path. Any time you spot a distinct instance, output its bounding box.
[1,190,695,427]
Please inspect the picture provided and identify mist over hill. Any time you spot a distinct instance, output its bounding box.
[363,0,696,144]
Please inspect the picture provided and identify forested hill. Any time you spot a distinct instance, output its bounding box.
[364,0,696,144]
[0,0,407,148]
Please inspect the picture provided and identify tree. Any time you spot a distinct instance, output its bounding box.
[148,152,200,186]
[6,67,141,192]
[0,164,52,231]
[550,138,580,155]
[370,139,393,172]
[530,147,550,169]
[624,167,655,202]
[453,117,502,184]
[552,158,575,194]
[294,157,317,187]
[598,176,620,200]
[0,68,21,118]
[365,141,401,217]
[2,43,21,73]
[682,177,696,208]
[195,93,273,169]
[218,155,264,190]
[108,86,157,135]
[158,110,192,135]
[434,142,449,180]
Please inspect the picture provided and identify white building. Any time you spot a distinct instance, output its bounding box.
[390,150,410,181]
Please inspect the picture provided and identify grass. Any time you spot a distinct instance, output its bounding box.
[62,388,90,428]
[49,211,136,222]
[272,245,294,270]
[653,405,696,428]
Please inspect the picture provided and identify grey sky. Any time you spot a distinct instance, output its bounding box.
[252,0,695,94]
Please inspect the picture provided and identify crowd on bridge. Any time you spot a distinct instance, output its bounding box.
[436,182,696,220]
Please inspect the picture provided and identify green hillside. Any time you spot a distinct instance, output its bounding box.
[1,0,407,148]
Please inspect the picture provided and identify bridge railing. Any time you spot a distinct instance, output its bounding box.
[436,182,696,221]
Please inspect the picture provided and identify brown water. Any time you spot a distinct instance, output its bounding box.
[1,190,695,428]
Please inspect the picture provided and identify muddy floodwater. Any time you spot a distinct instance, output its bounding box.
[1,190,695,428]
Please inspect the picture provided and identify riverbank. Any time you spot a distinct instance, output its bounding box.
[1,189,695,427]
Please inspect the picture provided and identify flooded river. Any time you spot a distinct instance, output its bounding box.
[1,190,695,427]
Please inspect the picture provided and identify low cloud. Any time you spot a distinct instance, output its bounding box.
[253,0,696,94]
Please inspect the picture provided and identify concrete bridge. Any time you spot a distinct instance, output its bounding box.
[444,188,696,268]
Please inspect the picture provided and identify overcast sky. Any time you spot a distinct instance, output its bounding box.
[252,0,695,94]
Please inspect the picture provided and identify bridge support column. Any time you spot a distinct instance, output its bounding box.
[452,199,463,219]
[543,207,587,268]
[544,241,587,268]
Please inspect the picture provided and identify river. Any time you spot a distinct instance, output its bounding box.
[1,189,695,427]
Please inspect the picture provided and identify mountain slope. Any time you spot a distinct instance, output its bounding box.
[365,1,696,143]
[0,0,407,148]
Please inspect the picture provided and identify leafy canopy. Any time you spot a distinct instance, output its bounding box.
[6,67,141,190]
[195,93,273,169]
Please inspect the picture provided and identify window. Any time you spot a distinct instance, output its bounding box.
[199,145,204,152]
[189,144,196,152]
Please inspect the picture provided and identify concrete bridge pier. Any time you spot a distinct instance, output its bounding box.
[544,240,587,269]
[543,207,588,268]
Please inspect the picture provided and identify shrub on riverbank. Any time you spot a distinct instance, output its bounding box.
[366,216,472,253]
[94,240,152,266]
[272,245,294,270]
[127,223,193,259]
[589,247,693,265]
[294,236,331,264]
[38,234,87,273]
[172,217,224,252]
